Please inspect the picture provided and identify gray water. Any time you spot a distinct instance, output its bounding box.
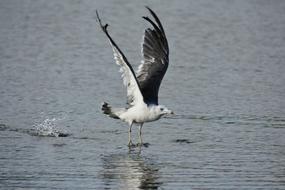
[0,0,285,189]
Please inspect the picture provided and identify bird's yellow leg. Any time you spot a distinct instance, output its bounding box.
[138,123,144,145]
[128,122,133,146]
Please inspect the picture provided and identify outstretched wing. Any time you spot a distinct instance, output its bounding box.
[96,11,144,106]
[136,6,169,105]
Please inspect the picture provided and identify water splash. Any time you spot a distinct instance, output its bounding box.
[33,117,69,137]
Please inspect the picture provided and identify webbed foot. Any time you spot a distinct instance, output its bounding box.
[128,141,135,147]
[136,142,150,148]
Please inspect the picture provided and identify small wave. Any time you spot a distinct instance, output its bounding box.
[173,139,194,144]
[0,123,9,131]
[168,114,285,127]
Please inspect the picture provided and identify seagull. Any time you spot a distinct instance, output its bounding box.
[96,7,174,146]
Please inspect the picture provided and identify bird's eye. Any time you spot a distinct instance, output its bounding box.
[160,108,164,111]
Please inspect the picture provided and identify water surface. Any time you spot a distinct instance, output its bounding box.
[0,0,285,189]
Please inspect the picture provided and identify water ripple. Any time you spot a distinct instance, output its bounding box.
[166,114,285,128]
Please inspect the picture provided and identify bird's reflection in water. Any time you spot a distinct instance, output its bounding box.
[99,147,162,189]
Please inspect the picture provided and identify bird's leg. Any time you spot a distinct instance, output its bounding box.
[128,122,133,147]
[138,123,144,145]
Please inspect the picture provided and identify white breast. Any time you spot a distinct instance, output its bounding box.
[119,104,161,124]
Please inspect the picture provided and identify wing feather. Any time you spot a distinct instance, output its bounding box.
[136,7,169,105]
[96,11,144,106]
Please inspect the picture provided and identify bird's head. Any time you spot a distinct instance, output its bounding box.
[157,105,174,116]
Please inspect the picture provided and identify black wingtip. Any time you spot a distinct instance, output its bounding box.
[144,6,155,17]
[145,5,151,10]
[143,6,165,35]
[145,6,156,20]
[142,16,161,34]
[95,10,100,23]
[142,16,148,20]
[95,10,109,33]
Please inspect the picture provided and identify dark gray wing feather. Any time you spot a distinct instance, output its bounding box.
[136,7,169,105]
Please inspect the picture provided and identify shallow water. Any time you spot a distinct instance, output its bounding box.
[0,0,285,189]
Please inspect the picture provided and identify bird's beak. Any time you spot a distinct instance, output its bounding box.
[170,110,175,115]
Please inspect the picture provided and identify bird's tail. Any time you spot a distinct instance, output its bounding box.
[101,102,120,119]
